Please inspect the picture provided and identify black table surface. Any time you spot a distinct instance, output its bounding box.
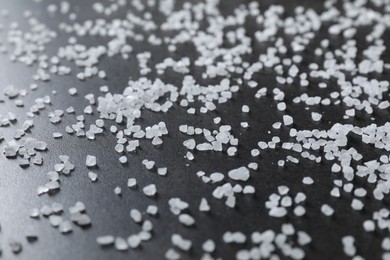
[0,0,389,260]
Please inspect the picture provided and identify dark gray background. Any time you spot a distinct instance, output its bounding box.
[0,0,389,259]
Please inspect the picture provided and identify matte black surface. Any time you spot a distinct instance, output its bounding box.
[0,0,389,260]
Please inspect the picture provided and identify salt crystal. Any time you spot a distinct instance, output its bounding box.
[114,186,122,196]
[199,198,210,212]
[86,155,97,167]
[88,172,98,182]
[228,166,250,181]
[115,237,128,251]
[302,177,314,185]
[321,204,334,216]
[283,115,293,126]
[178,214,195,226]
[146,205,158,216]
[242,105,250,113]
[143,184,157,197]
[311,112,322,121]
[202,239,215,253]
[130,209,142,223]
[97,235,115,246]
[171,234,192,251]
[127,178,137,188]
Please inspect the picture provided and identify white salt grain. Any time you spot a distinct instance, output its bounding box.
[127,178,137,188]
[321,204,334,216]
[143,184,157,197]
[228,167,250,181]
[86,155,97,167]
[178,214,195,226]
[88,172,98,182]
[283,115,293,126]
[302,177,314,185]
[130,209,142,223]
[97,235,115,246]
[199,198,210,212]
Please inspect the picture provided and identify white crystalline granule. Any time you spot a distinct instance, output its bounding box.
[243,186,255,194]
[127,235,141,248]
[178,214,195,226]
[196,143,213,151]
[157,167,167,176]
[321,204,334,216]
[202,239,215,253]
[331,164,341,173]
[146,205,158,216]
[277,102,286,111]
[95,119,104,128]
[269,207,287,217]
[233,185,243,193]
[30,208,40,218]
[248,162,259,171]
[119,156,127,164]
[130,209,142,223]
[49,215,63,227]
[59,221,72,234]
[68,88,77,95]
[169,198,189,215]
[187,108,195,114]
[199,198,210,212]
[272,122,282,129]
[241,105,250,113]
[342,236,356,257]
[114,186,122,195]
[302,177,314,185]
[281,223,295,235]
[53,132,63,138]
[330,187,340,197]
[210,172,224,183]
[97,235,115,246]
[183,139,196,150]
[115,237,128,251]
[51,202,63,213]
[354,188,367,197]
[40,205,53,216]
[382,238,390,250]
[186,151,194,160]
[143,184,157,197]
[142,220,153,232]
[311,112,322,121]
[297,231,312,246]
[240,122,249,128]
[171,234,192,251]
[165,248,180,260]
[223,232,246,244]
[280,196,292,207]
[88,172,97,182]
[345,109,355,117]
[227,147,237,156]
[76,214,91,226]
[213,117,221,124]
[294,205,306,216]
[228,166,250,181]
[278,185,289,195]
[86,155,96,167]
[152,136,163,145]
[351,199,364,211]
[363,220,375,232]
[138,231,152,241]
[127,178,137,188]
[283,115,293,126]
[69,201,85,214]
